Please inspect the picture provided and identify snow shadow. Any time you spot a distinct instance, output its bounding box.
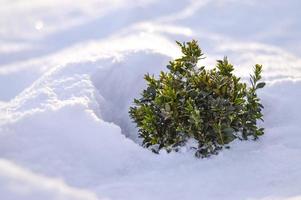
[92,51,170,142]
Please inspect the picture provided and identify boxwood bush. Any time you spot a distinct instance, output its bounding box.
[129,40,265,157]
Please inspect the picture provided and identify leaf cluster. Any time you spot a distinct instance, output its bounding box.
[129,40,265,157]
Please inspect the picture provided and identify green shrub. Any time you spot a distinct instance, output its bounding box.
[129,40,265,157]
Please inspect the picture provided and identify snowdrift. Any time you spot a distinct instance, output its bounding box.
[1,48,301,200]
[0,159,102,200]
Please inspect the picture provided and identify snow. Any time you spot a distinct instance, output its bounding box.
[0,159,102,200]
[1,0,301,199]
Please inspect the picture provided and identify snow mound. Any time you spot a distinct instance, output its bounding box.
[1,47,301,200]
[0,159,103,200]
[0,49,170,186]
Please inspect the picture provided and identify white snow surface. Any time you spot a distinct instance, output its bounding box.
[1,0,301,199]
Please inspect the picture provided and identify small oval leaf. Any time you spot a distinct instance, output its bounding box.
[256,82,266,89]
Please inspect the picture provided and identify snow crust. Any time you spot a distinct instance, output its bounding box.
[1,0,301,199]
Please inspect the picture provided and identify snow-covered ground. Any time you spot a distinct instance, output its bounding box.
[1,0,301,199]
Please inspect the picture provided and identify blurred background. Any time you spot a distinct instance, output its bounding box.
[1,0,301,102]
